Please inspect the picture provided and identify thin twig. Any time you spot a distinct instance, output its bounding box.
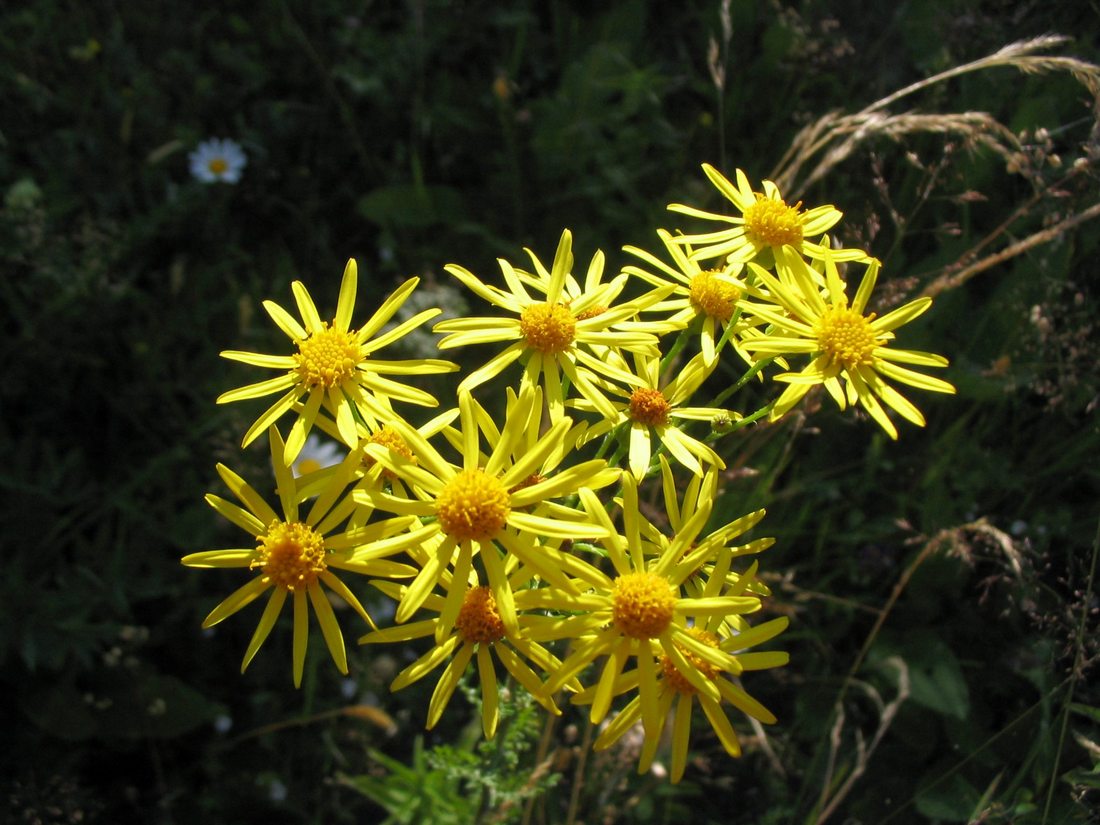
[921,201,1100,298]
[565,718,595,825]
[815,661,911,825]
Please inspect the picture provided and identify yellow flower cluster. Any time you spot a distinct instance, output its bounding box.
[183,164,954,782]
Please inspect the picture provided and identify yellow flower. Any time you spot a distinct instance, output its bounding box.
[623,228,755,367]
[513,237,678,340]
[217,259,457,464]
[352,387,619,640]
[525,474,764,740]
[433,229,669,421]
[181,427,419,687]
[576,352,727,480]
[623,228,800,378]
[741,248,955,439]
[361,578,569,738]
[667,164,863,266]
[586,591,789,782]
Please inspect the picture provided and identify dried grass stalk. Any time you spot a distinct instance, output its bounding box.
[772,35,1100,197]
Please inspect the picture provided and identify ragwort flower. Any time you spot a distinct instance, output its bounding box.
[576,352,726,480]
[624,228,753,366]
[352,387,618,640]
[181,428,418,687]
[217,259,457,464]
[667,164,861,266]
[434,229,669,422]
[589,599,789,782]
[528,474,764,737]
[741,247,955,438]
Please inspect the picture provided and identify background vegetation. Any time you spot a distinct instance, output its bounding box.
[2,1,1098,823]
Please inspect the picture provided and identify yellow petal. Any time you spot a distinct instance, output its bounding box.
[241,588,286,672]
[201,577,270,628]
[308,581,348,674]
[426,642,475,729]
[477,645,499,738]
[335,259,358,333]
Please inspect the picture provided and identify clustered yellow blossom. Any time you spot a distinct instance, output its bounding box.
[184,164,954,782]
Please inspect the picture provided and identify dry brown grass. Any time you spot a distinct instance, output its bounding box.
[763,36,1100,306]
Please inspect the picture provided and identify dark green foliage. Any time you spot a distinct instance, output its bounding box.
[1,0,1098,823]
[342,681,556,824]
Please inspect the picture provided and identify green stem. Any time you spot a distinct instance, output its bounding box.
[732,403,774,429]
[593,420,628,461]
[658,326,694,375]
[711,356,775,409]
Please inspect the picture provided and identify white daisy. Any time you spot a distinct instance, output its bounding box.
[291,433,345,478]
[189,138,248,184]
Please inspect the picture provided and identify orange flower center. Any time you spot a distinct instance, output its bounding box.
[455,586,506,644]
[294,323,360,388]
[252,521,327,591]
[628,388,671,427]
[207,157,229,175]
[520,302,576,353]
[743,197,804,248]
[815,306,879,370]
[436,469,511,542]
[611,572,676,638]
[688,271,740,322]
[362,426,415,478]
[660,627,721,694]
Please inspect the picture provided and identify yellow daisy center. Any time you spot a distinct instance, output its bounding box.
[436,469,511,542]
[574,304,608,321]
[364,426,414,461]
[611,571,676,639]
[455,586,506,644]
[744,197,804,248]
[628,388,671,427]
[294,323,361,388]
[207,157,229,175]
[371,426,411,456]
[660,627,721,694]
[688,271,740,322]
[252,520,327,591]
[519,302,576,354]
[815,306,879,370]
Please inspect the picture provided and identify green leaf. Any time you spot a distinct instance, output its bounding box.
[19,683,98,742]
[1063,762,1100,790]
[95,672,224,739]
[1068,702,1100,724]
[356,185,466,228]
[871,630,970,719]
[914,773,982,821]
